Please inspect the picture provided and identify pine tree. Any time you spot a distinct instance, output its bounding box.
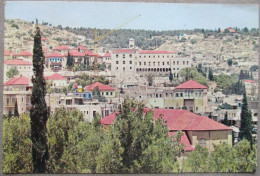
[14,100,19,117]
[238,88,253,145]
[169,70,173,82]
[30,24,49,173]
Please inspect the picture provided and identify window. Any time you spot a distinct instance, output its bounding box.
[123,67,125,71]
[162,62,165,65]
[198,138,206,147]
[139,62,142,66]
[166,93,168,97]
[173,61,175,65]
[158,62,160,66]
[106,92,109,95]
[130,61,132,64]
[176,93,179,97]
[160,94,162,97]
[177,61,179,65]
[116,54,118,58]
[123,54,125,58]
[148,62,151,66]
[187,61,189,65]
[123,61,125,64]
[167,62,169,65]
[130,67,132,69]
[180,93,183,97]
[144,62,146,65]
[110,92,113,95]
[116,61,119,64]
[153,62,155,66]
[130,54,132,58]
[183,61,185,65]
[116,67,118,70]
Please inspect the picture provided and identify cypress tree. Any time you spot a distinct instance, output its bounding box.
[14,100,19,117]
[238,88,253,145]
[208,67,214,81]
[30,24,49,173]
[8,110,12,118]
[169,70,173,82]
[208,112,212,119]
[223,111,229,126]
[66,51,73,69]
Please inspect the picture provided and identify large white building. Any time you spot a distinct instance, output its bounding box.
[111,39,192,86]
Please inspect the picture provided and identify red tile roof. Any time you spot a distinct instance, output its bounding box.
[168,132,195,152]
[100,111,118,125]
[4,50,10,56]
[4,59,32,65]
[54,45,70,50]
[45,52,63,58]
[74,46,88,50]
[12,50,32,56]
[244,80,255,83]
[45,73,66,80]
[139,50,174,54]
[101,108,232,131]
[113,49,136,54]
[103,53,111,57]
[4,76,30,86]
[41,37,48,41]
[175,80,207,89]
[63,50,85,57]
[84,82,115,91]
[84,50,95,56]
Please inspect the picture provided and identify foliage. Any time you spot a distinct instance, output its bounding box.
[215,74,239,94]
[75,73,109,88]
[93,87,107,102]
[66,52,74,69]
[169,71,173,82]
[208,67,214,81]
[222,111,230,126]
[182,140,256,173]
[179,67,208,86]
[30,24,49,173]
[217,103,233,110]
[112,98,183,173]
[147,74,153,86]
[238,90,253,145]
[11,23,19,29]
[3,114,33,173]
[250,65,258,72]
[6,66,19,79]
[14,100,19,117]
[227,59,233,66]
[190,39,197,44]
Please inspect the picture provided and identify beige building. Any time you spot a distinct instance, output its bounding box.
[3,76,32,115]
[4,59,33,82]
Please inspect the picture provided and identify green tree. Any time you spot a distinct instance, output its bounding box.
[147,74,153,86]
[208,67,214,81]
[244,27,249,33]
[111,98,183,173]
[66,51,73,69]
[222,111,229,126]
[217,103,233,110]
[8,110,12,118]
[169,71,173,82]
[6,66,19,79]
[208,112,212,119]
[250,65,258,72]
[238,89,253,145]
[93,87,106,102]
[3,114,33,173]
[190,39,197,44]
[227,59,233,66]
[30,24,49,173]
[179,67,208,86]
[14,100,19,117]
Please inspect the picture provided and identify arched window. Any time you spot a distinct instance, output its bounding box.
[198,138,206,147]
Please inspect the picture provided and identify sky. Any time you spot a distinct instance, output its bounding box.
[5,1,259,31]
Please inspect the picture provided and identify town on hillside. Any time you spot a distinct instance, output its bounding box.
[3,18,258,173]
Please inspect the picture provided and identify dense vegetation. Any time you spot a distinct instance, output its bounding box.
[3,98,257,173]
